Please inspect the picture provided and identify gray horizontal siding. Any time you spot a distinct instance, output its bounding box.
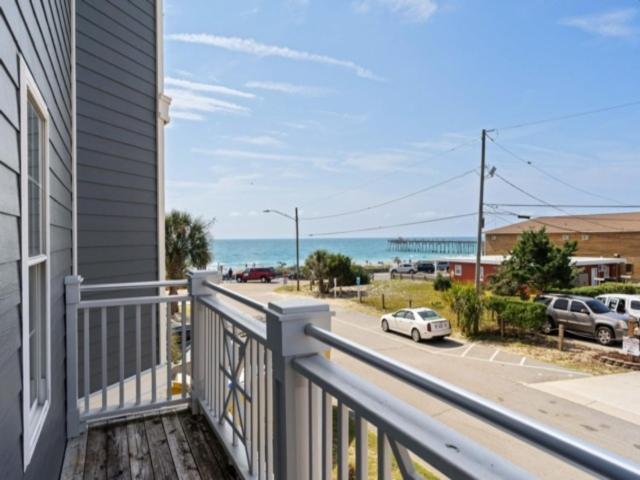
[76,0,159,394]
[0,0,72,477]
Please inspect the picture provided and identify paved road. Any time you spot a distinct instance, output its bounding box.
[224,282,640,479]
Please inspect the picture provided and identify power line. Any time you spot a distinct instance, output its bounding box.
[299,138,479,209]
[307,212,477,237]
[302,168,477,221]
[486,203,640,209]
[487,137,624,205]
[491,172,625,232]
[494,99,640,132]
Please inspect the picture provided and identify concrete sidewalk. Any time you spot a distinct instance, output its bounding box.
[529,372,640,426]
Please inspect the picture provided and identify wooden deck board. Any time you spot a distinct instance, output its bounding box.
[179,413,228,480]
[162,413,200,480]
[106,423,131,480]
[61,410,238,480]
[60,431,87,480]
[126,419,153,480]
[84,427,108,480]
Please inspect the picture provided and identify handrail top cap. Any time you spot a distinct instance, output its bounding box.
[268,299,330,315]
[65,275,84,285]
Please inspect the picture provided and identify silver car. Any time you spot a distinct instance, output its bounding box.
[543,295,629,346]
[380,308,452,342]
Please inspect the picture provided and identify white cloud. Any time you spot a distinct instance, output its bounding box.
[167,88,250,116]
[192,148,336,170]
[171,111,206,122]
[245,80,331,96]
[234,135,286,147]
[354,0,438,23]
[560,9,638,38]
[166,77,256,99]
[344,152,414,172]
[166,33,384,81]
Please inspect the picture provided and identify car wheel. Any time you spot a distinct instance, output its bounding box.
[411,328,421,343]
[595,326,614,346]
[390,270,397,275]
[409,270,416,275]
[381,319,389,332]
[542,317,555,335]
[261,276,267,283]
[236,277,242,283]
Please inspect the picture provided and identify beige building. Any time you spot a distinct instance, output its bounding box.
[485,212,640,281]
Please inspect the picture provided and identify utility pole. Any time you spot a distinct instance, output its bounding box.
[263,208,301,292]
[475,129,487,292]
[295,207,300,292]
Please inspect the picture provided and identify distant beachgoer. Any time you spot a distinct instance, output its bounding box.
[228,268,233,279]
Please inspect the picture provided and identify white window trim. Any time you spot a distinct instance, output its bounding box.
[454,264,462,276]
[20,57,51,469]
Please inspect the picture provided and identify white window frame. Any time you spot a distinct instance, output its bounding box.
[581,234,590,241]
[454,264,462,276]
[20,57,51,469]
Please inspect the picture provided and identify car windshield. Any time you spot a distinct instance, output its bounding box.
[418,310,439,320]
[586,300,609,314]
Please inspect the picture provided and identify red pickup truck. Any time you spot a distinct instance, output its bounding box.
[235,267,276,283]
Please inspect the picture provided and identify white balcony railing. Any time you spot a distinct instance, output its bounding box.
[65,271,640,480]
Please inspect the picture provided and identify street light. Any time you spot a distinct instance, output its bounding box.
[263,208,300,291]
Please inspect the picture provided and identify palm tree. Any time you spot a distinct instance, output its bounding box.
[165,210,213,300]
[304,250,331,295]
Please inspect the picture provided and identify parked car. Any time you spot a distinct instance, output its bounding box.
[596,294,640,321]
[436,262,449,272]
[543,294,630,345]
[236,267,276,283]
[416,261,435,274]
[390,263,416,274]
[380,308,451,342]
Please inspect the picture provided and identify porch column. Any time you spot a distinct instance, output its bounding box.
[267,299,331,480]
[65,275,83,438]
[187,269,221,413]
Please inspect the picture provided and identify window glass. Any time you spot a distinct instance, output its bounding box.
[586,300,610,314]
[570,301,587,313]
[29,263,46,406]
[418,310,439,319]
[553,298,569,310]
[631,301,640,310]
[27,101,43,257]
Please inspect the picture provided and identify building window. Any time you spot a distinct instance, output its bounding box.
[561,234,570,241]
[454,264,462,276]
[20,58,50,468]
[581,234,589,241]
[480,266,484,280]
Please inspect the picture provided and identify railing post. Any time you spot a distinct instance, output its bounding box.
[267,299,332,480]
[65,275,83,439]
[187,269,220,414]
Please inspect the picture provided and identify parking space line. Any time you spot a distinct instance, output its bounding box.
[461,345,474,357]
[332,316,589,376]
[520,357,526,366]
[489,349,500,362]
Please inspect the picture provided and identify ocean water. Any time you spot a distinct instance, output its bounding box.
[210,237,475,269]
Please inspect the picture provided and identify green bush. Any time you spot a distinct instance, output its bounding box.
[433,273,452,291]
[552,283,640,298]
[485,296,546,332]
[350,264,371,285]
[444,283,482,334]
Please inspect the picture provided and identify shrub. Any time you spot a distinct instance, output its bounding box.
[350,264,371,285]
[485,296,546,332]
[552,283,640,298]
[433,273,452,291]
[444,283,482,335]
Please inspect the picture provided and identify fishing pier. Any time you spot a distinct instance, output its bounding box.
[387,238,477,255]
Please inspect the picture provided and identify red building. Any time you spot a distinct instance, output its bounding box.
[445,255,626,286]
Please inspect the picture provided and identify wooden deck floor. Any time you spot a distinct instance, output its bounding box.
[61,409,240,480]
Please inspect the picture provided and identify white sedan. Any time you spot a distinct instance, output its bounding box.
[380,308,451,342]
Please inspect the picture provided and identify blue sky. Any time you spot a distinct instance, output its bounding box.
[163,0,640,239]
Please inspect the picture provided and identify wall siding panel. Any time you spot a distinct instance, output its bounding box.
[76,0,159,394]
[0,0,72,477]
